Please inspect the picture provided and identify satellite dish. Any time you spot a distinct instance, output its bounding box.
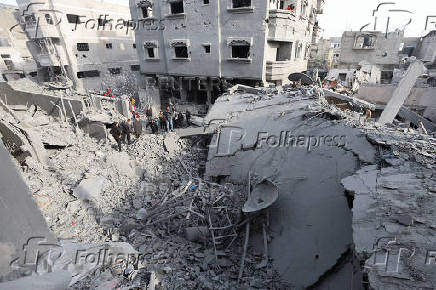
[242,180,279,213]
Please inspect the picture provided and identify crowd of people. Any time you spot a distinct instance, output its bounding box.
[109,103,192,152]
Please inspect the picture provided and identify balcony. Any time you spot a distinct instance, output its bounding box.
[265,60,291,81]
[316,0,325,14]
[267,10,296,41]
[37,54,60,66]
[25,24,59,39]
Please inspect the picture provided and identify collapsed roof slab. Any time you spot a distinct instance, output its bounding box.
[204,89,377,288]
[378,61,426,125]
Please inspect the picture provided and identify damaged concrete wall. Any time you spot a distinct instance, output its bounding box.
[0,139,56,279]
[0,82,84,118]
[339,31,404,70]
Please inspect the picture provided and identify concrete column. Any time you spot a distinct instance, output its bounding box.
[207,78,213,105]
[378,61,426,125]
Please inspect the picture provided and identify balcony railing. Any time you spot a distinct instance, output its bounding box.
[268,10,296,41]
[265,60,291,81]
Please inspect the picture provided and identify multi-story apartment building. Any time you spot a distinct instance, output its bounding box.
[16,0,140,94]
[130,0,325,105]
[0,4,37,81]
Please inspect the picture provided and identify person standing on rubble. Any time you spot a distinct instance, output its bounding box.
[164,106,174,132]
[159,111,166,131]
[185,109,191,127]
[121,119,132,145]
[110,122,122,152]
[146,105,153,122]
[133,116,142,139]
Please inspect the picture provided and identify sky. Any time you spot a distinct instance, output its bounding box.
[1,0,435,37]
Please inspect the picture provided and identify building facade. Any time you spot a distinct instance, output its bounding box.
[16,0,140,94]
[0,4,37,81]
[130,0,325,104]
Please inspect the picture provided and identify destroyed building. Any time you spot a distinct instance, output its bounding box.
[0,4,37,81]
[130,0,325,106]
[327,30,405,86]
[1,1,436,290]
[308,37,334,75]
[16,0,141,94]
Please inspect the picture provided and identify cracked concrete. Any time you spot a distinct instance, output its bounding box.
[204,87,376,288]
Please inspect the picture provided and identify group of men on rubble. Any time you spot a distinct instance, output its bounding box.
[109,103,192,152]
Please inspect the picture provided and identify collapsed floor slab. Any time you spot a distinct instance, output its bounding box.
[203,87,377,288]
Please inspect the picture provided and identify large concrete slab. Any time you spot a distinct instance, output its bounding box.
[378,61,426,125]
[0,140,55,279]
[204,89,376,288]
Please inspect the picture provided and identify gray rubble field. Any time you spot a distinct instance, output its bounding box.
[0,83,435,290]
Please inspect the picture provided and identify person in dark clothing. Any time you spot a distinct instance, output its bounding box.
[175,111,184,128]
[185,109,191,127]
[110,122,122,152]
[151,118,159,134]
[121,119,132,145]
[133,117,142,139]
[159,111,166,130]
[146,105,153,122]
[164,106,174,132]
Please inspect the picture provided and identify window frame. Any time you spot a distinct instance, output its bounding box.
[77,43,90,52]
[144,41,159,61]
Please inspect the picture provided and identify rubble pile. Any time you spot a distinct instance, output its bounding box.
[0,104,274,288]
[1,77,435,289]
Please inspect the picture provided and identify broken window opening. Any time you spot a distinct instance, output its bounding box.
[232,45,250,59]
[295,43,303,59]
[354,34,376,49]
[275,42,292,61]
[170,1,184,14]
[66,14,81,24]
[141,7,149,18]
[108,67,121,75]
[174,46,189,58]
[106,43,113,49]
[204,45,211,54]
[77,43,89,51]
[381,71,393,84]
[338,73,347,82]
[3,60,14,70]
[24,14,37,27]
[133,43,137,49]
[204,0,209,4]
[147,47,155,58]
[77,70,100,78]
[45,14,54,25]
[1,54,11,59]
[232,0,251,8]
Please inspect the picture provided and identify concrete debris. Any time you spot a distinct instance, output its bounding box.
[1,75,435,289]
[0,270,72,290]
[379,61,427,125]
[73,176,110,202]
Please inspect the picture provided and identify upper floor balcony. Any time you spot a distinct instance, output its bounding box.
[25,23,60,39]
[37,53,60,67]
[316,0,325,14]
[267,9,296,42]
[265,60,291,81]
